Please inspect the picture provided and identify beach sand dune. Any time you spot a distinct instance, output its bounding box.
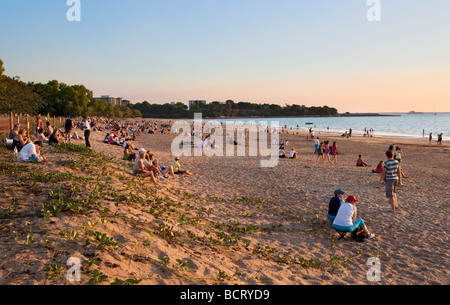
[0,121,448,285]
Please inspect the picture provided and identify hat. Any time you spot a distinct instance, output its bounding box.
[138,148,147,153]
[334,189,345,195]
[175,156,180,160]
[345,195,359,203]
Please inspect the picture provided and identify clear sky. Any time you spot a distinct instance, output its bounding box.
[1,0,449,113]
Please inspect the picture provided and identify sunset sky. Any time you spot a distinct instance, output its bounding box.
[1,0,449,113]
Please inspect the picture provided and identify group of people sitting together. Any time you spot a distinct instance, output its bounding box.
[278,146,298,159]
[327,189,375,240]
[132,149,192,184]
[7,118,67,163]
[98,119,193,184]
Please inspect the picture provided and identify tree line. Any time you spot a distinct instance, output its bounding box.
[131,100,338,119]
[1,58,338,119]
[0,58,141,118]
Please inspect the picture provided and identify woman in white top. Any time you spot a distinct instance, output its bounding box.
[17,141,47,163]
[332,195,375,239]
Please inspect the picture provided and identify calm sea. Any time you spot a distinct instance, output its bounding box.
[206,113,449,140]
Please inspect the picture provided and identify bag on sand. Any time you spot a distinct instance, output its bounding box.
[351,228,366,242]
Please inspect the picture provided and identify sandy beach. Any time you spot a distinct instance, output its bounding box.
[0,119,448,285]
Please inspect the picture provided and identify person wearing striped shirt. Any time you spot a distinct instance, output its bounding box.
[379,150,402,212]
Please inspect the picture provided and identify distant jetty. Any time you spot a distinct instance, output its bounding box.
[338,113,400,117]
[407,111,424,114]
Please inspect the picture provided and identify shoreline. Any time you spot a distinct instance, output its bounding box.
[131,117,448,148]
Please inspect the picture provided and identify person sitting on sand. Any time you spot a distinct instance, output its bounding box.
[44,121,53,138]
[17,141,47,163]
[289,148,298,159]
[108,133,121,146]
[48,128,64,146]
[279,146,287,158]
[172,156,192,176]
[36,128,49,143]
[133,150,158,184]
[372,161,384,174]
[153,159,175,178]
[123,142,136,161]
[9,123,20,140]
[356,155,370,167]
[12,129,30,152]
[332,195,375,239]
[327,189,345,221]
[146,153,168,179]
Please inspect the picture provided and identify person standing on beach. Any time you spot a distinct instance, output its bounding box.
[65,116,74,142]
[314,137,320,153]
[379,150,401,212]
[82,117,91,148]
[429,133,432,143]
[330,141,338,163]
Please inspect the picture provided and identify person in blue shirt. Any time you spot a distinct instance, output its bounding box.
[327,189,345,221]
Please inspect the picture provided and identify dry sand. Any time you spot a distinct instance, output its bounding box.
[0,119,448,285]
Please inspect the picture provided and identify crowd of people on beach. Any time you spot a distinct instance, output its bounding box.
[96,118,193,184]
[324,141,406,241]
[5,115,444,245]
[6,115,194,187]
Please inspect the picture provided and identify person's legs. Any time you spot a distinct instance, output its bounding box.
[352,218,371,236]
[143,171,157,184]
[85,130,91,147]
[385,180,398,211]
[168,165,175,177]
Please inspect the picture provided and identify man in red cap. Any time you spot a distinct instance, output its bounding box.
[332,195,375,239]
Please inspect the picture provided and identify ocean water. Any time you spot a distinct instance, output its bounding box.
[205,113,449,140]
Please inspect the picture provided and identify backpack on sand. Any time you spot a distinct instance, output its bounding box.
[351,228,366,242]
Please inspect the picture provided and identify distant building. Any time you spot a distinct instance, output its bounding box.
[189,100,207,110]
[94,96,132,107]
[122,100,132,107]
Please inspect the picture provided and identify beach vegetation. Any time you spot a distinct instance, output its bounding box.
[0,137,373,285]
[0,208,16,219]
[89,269,108,284]
[44,261,63,280]
[110,278,142,285]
